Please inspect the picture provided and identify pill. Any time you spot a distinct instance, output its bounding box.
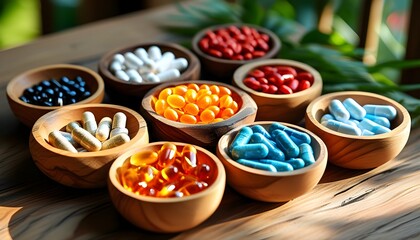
[363,104,397,120]
[364,114,390,128]
[112,112,127,129]
[134,48,149,62]
[357,118,391,134]
[101,133,130,150]
[329,99,350,122]
[259,159,293,171]
[146,72,160,82]
[181,144,197,169]
[115,70,130,81]
[124,52,144,69]
[342,98,366,120]
[71,127,102,152]
[272,129,300,158]
[286,158,306,170]
[249,133,285,161]
[48,130,78,153]
[82,111,97,135]
[169,58,188,71]
[320,113,335,123]
[269,122,311,145]
[109,60,123,73]
[299,143,315,166]
[148,46,162,61]
[66,121,81,132]
[112,53,125,64]
[126,69,143,83]
[322,119,362,136]
[130,150,159,166]
[157,142,177,169]
[231,143,269,160]
[58,131,80,148]
[110,127,129,138]
[156,52,175,72]
[96,117,112,141]
[250,125,272,140]
[236,159,276,172]
[362,129,375,136]
[229,126,253,153]
[156,69,181,82]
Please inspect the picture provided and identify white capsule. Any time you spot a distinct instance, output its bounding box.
[101,134,130,150]
[146,72,160,82]
[115,70,130,81]
[109,60,123,73]
[48,130,78,153]
[148,46,162,61]
[169,58,188,71]
[82,111,97,135]
[134,48,149,61]
[71,127,102,152]
[59,131,80,148]
[156,69,180,82]
[124,52,144,69]
[110,127,129,138]
[66,121,81,132]
[112,112,127,129]
[322,119,361,136]
[126,69,143,83]
[112,54,125,64]
[96,117,112,142]
[329,99,350,122]
[156,52,175,73]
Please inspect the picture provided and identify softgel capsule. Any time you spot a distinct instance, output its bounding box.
[108,46,188,83]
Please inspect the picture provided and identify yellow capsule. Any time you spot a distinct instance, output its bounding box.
[187,83,200,91]
[209,94,219,105]
[213,118,224,123]
[209,85,220,95]
[158,87,172,100]
[157,142,177,169]
[181,144,197,169]
[230,101,239,112]
[219,95,233,109]
[184,103,199,115]
[200,109,215,123]
[197,95,211,109]
[151,96,158,106]
[163,108,178,121]
[185,89,197,103]
[180,114,197,124]
[206,105,220,116]
[154,99,168,115]
[197,89,212,98]
[130,150,159,166]
[218,86,232,96]
[167,94,186,109]
[173,85,188,95]
[221,108,235,119]
[199,84,210,90]
[160,165,180,182]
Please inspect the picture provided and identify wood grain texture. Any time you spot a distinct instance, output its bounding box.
[0,1,419,239]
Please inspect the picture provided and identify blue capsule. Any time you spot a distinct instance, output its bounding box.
[259,159,293,172]
[322,119,361,136]
[237,159,276,172]
[250,125,272,140]
[286,158,306,170]
[269,122,311,145]
[357,118,391,135]
[361,129,375,136]
[271,130,300,158]
[299,143,315,166]
[363,104,397,120]
[364,114,391,128]
[329,99,350,122]
[343,98,366,120]
[249,133,285,161]
[229,126,253,153]
[320,113,335,123]
[231,143,269,160]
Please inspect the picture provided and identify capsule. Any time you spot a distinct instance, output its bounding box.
[229,126,253,153]
[101,134,130,150]
[130,150,159,166]
[363,104,397,120]
[329,99,350,122]
[147,46,162,61]
[322,119,361,136]
[157,142,177,169]
[65,121,81,133]
[271,129,300,158]
[58,131,80,148]
[237,159,276,172]
[112,112,127,129]
[48,130,78,153]
[249,133,285,161]
[299,143,315,166]
[342,98,366,120]
[110,127,129,138]
[250,125,272,140]
[258,159,293,172]
[361,129,375,136]
[269,122,311,145]
[96,117,112,141]
[126,69,143,83]
[115,70,130,81]
[357,118,391,135]
[112,53,125,64]
[181,144,197,173]
[231,143,269,160]
[156,69,180,82]
[124,52,144,69]
[320,113,335,123]
[169,58,188,71]
[156,52,175,73]
[82,111,97,135]
[109,60,123,73]
[364,114,391,128]
[71,127,102,152]
[286,158,306,170]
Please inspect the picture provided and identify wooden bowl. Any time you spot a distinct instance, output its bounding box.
[108,141,226,233]
[216,121,327,202]
[233,59,323,123]
[6,64,105,127]
[192,23,281,80]
[98,42,201,107]
[305,91,411,169]
[29,103,149,188]
[140,80,258,149]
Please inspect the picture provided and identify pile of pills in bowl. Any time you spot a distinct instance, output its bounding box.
[228,123,315,172]
[48,111,130,153]
[153,83,239,124]
[320,98,396,136]
[19,76,91,106]
[109,46,188,83]
[243,65,313,94]
[198,25,271,60]
[117,143,216,197]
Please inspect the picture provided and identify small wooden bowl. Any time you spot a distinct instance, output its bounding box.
[305,91,411,169]
[108,141,226,233]
[216,121,327,202]
[98,42,201,106]
[140,80,258,149]
[233,59,323,123]
[192,23,281,79]
[6,64,105,127]
[29,103,149,188]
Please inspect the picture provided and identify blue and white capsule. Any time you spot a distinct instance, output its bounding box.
[329,99,350,122]
[364,114,391,128]
[363,104,397,120]
[343,98,366,120]
[322,119,361,136]
[357,118,391,135]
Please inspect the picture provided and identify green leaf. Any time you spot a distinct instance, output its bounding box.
[368,59,420,73]
[240,0,265,25]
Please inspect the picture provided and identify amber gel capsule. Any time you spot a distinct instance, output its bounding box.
[157,142,177,169]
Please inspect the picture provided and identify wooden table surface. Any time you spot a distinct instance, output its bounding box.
[1,2,419,240]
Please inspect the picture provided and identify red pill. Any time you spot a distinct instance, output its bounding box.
[206,31,217,40]
[228,25,241,35]
[278,85,293,94]
[287,79,299,91]
[241,26,252,35]
[281,73,295,83]
[241,44,254,54]
[296,72,314,84]
[260,66,277,75]
[297,80,311,91]
[277,66,297,76]
[232,55,244,61]
[223,48,234,58]
[257,77,269,85]
[253,51,266,58]
[243,77,261,91]
[209,49,223,58]
[249,69,265,78]
[199,38,209,50]
[260,33,270,42]
[257,38,269,51]
[263,84,278,94]
[261,84,269,93]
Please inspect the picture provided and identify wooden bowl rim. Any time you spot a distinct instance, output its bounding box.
[108,141,226,203]
[98,42,200,86]
[31,103,148,157]
[191,23,281,64]
[306,91,411,139]
[217,121,328,177]
[6,63,105,110]
[141,80,258,128]
[232,59,323,99]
